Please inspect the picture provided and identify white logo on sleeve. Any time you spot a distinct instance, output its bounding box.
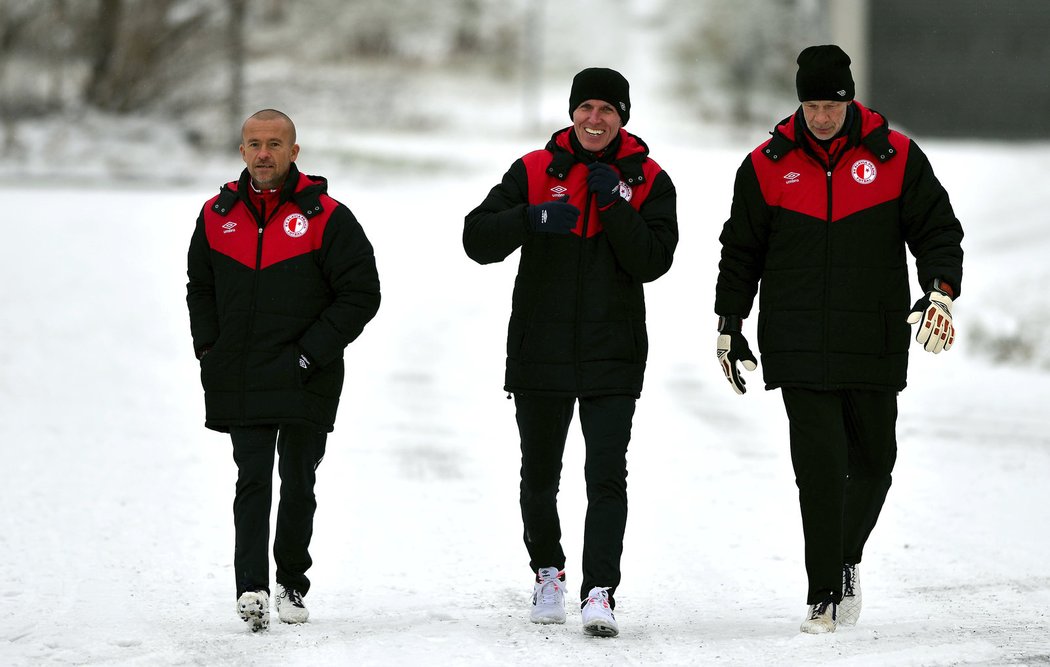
[283,213,309,237]
[851,159,877,184]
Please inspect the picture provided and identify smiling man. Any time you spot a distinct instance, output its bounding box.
[464,68,678,637]
[713,45,964,634]
[186,109,381,632]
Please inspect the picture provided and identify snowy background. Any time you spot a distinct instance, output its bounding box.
[3,2,1050,665]
[4,130,1050,667]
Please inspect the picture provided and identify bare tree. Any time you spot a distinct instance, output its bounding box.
[82,0,222,114]
[83,0,123,109]
[226,0,246,136]
[669,0,826,125]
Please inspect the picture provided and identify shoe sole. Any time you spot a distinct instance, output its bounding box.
[238,599,269,632]
[583,620,619,637]
[278,611,310,624]
[530,614,566,625]
[799,621,836,634]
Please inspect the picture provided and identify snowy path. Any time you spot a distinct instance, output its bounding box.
[2,140,1049,665]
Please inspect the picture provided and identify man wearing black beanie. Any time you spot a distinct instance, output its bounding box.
[464,67,678,638]
[714,45,964,634]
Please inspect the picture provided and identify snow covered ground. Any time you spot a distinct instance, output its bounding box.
[2,129,1049,666]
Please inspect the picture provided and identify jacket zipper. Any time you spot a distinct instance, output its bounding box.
[574,189,593,393]
[240,199,278,421]
[822,152,838,390]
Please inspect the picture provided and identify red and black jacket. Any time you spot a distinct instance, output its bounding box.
[715,102,964,391]
[186,164,380,432]
[464,127,678,397]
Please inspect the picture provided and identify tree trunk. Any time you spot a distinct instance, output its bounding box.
[227,0,246,137]
[83,0,123,108]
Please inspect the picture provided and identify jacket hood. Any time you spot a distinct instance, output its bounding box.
[762,102,894,164]
[775,102,887,149]
[548,126,649,163]
[542,127,652,185]
[232,163,328,199]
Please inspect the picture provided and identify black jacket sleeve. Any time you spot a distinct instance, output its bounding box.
[463,159,531,264]
[186,209,219,359]
[714,156,770,318]
[901,141,965,296]
[298,206,382,366]
[600,169,679,282]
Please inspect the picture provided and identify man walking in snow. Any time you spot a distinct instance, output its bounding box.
[713,45,964,633]
[186,109,381,632]
[464,68,678,637]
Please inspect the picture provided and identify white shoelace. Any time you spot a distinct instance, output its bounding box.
[584,587,612,610]
[535,577,563,606]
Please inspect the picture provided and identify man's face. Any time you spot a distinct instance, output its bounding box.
[572,99,622,153]
[802,101,848,140]
[240,117,299,190]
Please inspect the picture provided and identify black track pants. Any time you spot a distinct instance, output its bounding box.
[230,424,327,597]
[515,394,636,606]
[781,388,897,604]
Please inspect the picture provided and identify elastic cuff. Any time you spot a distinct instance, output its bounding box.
[931,278,955,298]
[717,315,743,333]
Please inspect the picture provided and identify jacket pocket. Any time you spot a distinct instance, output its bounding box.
[200,345,239,391]
[244,345,301,392]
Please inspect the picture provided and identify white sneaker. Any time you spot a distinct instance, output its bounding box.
[530,567,567,624]
[236,590,270,632]
[275,584,310,624]
[800,596,837,634]
[839,563,861,627]
[581,587,618,637]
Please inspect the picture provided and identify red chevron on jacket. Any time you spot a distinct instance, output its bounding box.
[203,171,335,270]
[521,128,663,238]
[751,102,911,224]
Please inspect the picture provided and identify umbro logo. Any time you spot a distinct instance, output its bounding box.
[550,185,568,195]
[222,221,237,234]
[783,171,800,184]
[837,90,847,97]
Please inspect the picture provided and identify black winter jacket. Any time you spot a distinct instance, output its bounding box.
[464,128,678,397]
[715,102,964,391]
[186,164,380,432]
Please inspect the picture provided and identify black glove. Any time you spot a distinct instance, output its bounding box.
[527,195,579,234]
[716,315,758,395]
[587,162,621,209]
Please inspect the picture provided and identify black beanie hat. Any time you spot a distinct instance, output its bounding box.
[569,67,630,125]
[795,45,855,102]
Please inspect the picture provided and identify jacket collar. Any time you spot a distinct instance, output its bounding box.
[213,164,330,219]
[761,102,897,164]
[544,127,651,186]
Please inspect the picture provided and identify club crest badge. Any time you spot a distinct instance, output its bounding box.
[618,181,633,202]
[283,213,308,238]
[851,159,877,184]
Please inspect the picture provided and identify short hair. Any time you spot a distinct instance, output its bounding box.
[242,109,296,144]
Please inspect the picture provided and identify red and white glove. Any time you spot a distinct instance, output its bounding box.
[906,279,955,354]
[716,315,758,395]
